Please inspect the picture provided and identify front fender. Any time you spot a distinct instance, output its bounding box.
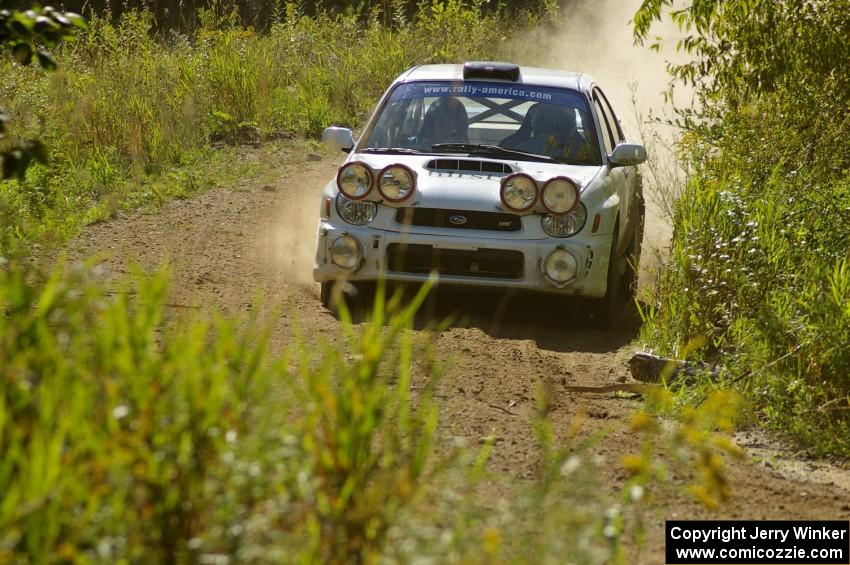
[596,192,620,236]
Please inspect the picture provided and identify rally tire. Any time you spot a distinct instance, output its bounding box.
[320,281,332,309]
[622,195,645,301]
[588,222,622,330]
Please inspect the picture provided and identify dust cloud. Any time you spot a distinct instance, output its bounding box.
[510,0,685,136]
[256,154,337,297]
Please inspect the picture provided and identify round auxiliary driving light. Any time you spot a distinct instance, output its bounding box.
[337,162,373,200]
[500,173,537,212]
[543,248,578,284]
[378,164,416,202]
[330,235,363,270]
[541,177,580,215]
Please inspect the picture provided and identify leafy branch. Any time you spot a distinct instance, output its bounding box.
[0,6,86,179]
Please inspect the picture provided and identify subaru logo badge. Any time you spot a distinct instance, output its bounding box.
[449,215,468,225]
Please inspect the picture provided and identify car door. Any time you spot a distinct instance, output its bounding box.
[591,87,631,252]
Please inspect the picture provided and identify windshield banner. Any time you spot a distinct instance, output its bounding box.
[389,81,584,106]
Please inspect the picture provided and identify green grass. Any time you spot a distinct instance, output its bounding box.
[0,143,261,256]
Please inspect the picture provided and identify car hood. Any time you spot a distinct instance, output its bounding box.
[351,152,601,214]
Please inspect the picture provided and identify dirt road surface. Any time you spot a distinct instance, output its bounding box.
[67,143,850,560]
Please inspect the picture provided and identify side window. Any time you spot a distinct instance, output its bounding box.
[597,88,624,144]
[592,92,614,155]
[368,98,416,147]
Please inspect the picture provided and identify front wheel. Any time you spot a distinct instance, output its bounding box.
[588,201,644,329]
[320,281,332,309]
[319,280,370,320]
[588,223,623,329]
[622,196,645,301]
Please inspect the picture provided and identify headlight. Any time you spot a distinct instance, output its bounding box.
[543,248,578,284]
[378,164,416,201]
[336,195,377,225]
[541,177,579,214]
[337,162,373,200]
[330,234,362,270]
[541,203,586,237]
[500,173,537,212]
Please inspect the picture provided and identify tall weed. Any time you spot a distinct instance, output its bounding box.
[0,262,276,561]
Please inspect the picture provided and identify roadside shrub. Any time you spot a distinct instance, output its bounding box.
[635,0,850,454]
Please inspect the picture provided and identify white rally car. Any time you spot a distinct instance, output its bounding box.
[314,62,646,326]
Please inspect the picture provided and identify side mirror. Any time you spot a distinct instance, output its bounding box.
[322,127,355,153]
[609,143,647,167]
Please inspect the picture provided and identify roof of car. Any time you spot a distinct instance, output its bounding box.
[397,63,594,93]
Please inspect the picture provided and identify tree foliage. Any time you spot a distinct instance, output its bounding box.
[633,0,850,118]
[0,6,86,179]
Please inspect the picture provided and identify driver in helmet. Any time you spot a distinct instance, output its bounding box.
[417,97,469,149]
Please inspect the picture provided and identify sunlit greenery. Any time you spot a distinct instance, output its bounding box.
[635,0,850,455]
[0,6,86,179]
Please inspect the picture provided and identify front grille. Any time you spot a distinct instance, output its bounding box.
[395,208,521,232]
[386,243,524,280]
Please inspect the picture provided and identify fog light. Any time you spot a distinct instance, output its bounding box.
[544,248,578,285]
[331,235,362,270]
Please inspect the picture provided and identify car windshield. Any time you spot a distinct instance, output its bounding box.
[362,81,602,166]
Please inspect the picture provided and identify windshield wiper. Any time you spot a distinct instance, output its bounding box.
[430,143,562,164]
[360,147,424,155]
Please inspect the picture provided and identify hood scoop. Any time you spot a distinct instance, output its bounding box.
[425,158,513,174]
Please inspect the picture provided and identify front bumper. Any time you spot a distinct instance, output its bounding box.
[313,221,613,298]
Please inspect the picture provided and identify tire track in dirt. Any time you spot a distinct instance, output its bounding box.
[67,143,850,561]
